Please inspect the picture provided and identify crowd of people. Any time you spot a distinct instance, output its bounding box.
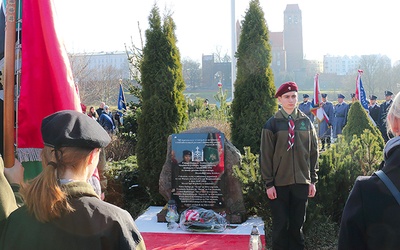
[298,90,394,151]
[82,101,126,135]
[0,81,398,249]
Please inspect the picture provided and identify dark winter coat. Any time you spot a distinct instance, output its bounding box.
[379,100,393,142]
[368,104,380,126]
[0,182,146,250]
[339,137,400,250]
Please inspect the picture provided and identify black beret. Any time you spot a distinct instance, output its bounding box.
[183,150,192,156]
[41,110,111,149]
[275,81,298,98]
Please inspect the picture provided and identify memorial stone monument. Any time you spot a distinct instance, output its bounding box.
[159,127,246,224]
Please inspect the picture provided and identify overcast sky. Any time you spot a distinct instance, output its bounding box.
[54,0,400,64]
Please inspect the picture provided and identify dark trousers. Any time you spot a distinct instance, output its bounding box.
[270,184,309,250]
[321,137,331,149]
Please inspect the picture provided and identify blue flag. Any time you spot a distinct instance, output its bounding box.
[355,70,369,110]
[117,83,126,114]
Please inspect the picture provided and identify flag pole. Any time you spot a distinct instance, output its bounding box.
[3,0,17,168]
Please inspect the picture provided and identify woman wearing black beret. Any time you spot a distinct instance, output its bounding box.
[0,110,146,250]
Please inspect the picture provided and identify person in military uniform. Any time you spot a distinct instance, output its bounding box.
[347,93,356,110]
[333,94,349,141]
[379,90,394,142]
[317,93,334,150]
[299,94,314,122]
[368,95,380,126]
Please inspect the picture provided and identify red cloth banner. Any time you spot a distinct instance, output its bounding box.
[18,0,81,149]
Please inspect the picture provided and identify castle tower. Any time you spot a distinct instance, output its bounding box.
[283,4,303,73]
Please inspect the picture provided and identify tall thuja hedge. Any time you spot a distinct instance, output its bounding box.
[136,5,187,203]
[342,100,384,148]
[231,0,277,154]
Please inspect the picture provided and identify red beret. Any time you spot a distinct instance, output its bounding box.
[275,81,298,98]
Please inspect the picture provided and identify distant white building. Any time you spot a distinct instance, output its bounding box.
[70,51,131,79]
[323,55,361,75]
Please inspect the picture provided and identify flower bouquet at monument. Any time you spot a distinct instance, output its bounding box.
[179,206,227,233]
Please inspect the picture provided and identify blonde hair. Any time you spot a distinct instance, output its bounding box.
[387,91,400,134]
[21,146,93,223]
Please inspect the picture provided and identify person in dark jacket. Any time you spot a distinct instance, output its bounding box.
[379,90,394,142]
[260,81,318,250]
[99,105,115,134]
[0,110,145,250]
[339,91,400,249]
[368,95,380,126]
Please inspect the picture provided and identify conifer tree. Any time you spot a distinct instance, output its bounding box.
[342,101,384,148]
[136,5,187,203]
[231,0,277,154]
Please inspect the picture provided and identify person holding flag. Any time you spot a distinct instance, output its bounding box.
[318,94,334,150]
[355,69,379,127]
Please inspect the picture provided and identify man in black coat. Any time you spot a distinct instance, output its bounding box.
[368,95,380,126]
[379,91,393,142]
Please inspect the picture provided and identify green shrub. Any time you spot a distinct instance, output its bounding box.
[105,155,151,219]
[342,101,384,149]
[315,129,383,223]
[105,134,135,162]
[233,147,270,219]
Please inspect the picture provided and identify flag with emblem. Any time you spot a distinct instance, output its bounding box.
[310,73,330,122]
[355,69,369,110]
[117,82,126,114]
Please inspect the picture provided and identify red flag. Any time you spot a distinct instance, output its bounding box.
[17,0,81,159]
[311,73,320,117]
[310,73,329,122]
